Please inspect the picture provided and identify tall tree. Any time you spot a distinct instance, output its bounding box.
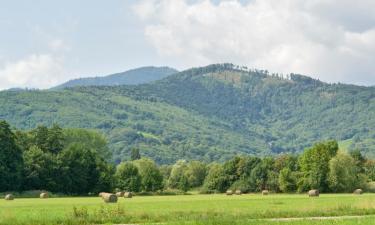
[0,120,23,191]
[46,124,65,154]
[328,152,366,192]
[278,168,297,193]
[22,146,60,191]
[33,125,49,152]
[131,148,141,161]
[185,161,207,188]
[115,162,141,192]
[168,160,189,190]
[298,140,338,192]
[202,163,228,193]
[134,158,163,192]
[58,143,100,194]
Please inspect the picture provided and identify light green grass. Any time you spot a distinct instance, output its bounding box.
[1,194,375,225]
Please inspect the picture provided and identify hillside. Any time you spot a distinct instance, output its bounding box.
[120,64,375,154]
[53,66,178,89]
[1,64,374,163]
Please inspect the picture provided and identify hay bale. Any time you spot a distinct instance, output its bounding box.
[116,191,125,197]
[262,190,269,196]
[5,194,14,200]
[353,189,363,195]
[102,193,118,203]
[99,192,106,198]
[124,192,133,198]
[235,190,242,195]
[40,192,49,199]
[308,189,319,197]
[226,190,233,196]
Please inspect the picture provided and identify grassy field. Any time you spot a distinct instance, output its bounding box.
[1,193,375,225]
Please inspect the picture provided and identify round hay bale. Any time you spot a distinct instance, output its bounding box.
[102,193,117,203]
[5,194,14,201]
[226,190,233,196]
[262,190,269,196]
[40,192,49,199]
[235,190,242,195]
[353,189,363,195]
[308,189,319,197]
[116,191,125,197]
[99,192,106,198]
[124,192,133,198]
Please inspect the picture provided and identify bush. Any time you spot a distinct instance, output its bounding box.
[230,179,250,193]
[366,182,375,193]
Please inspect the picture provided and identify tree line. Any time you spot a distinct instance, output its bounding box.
[1,120,374,195]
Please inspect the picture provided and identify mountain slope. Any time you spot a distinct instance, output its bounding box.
[1,64,374,163]
[110,64,375,154]
[0,87,267,164]
[53,66,178,89]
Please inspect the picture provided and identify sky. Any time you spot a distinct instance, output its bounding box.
[1,0,375,90]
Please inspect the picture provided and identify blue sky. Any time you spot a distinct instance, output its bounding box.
[1,0,375,89]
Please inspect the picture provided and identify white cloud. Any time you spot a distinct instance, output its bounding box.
[134,0,375,85]
[0,54,65,90]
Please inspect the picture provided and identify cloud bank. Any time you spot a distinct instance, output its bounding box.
[134,0,375,85]
[0,54,64,90]
[0,38,69,90]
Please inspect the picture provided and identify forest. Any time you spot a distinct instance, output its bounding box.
[1,120,374,195]
[0,64,374,164]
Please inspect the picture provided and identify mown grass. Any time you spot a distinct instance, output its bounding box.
[1,194,375,225]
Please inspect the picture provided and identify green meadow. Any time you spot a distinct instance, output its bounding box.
[1,193,375,225]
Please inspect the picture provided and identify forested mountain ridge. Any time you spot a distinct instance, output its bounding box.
[1,64,374,163]
[53,66,178,89]
[105,64,375,154]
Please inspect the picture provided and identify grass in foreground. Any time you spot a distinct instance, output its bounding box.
[1,194,375,225]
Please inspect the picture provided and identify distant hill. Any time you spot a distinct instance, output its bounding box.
[1,64,374,163]
[53,66,178,89]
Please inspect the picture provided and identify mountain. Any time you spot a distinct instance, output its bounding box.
[53,66,178,89]
[1,64,374,163]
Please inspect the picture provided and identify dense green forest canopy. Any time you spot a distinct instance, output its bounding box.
[1,121,375,195]
[0,64,374,163]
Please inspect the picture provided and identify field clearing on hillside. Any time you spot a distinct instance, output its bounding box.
[1,194,375,225]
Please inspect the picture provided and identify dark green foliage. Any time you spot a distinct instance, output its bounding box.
[32,125,49,152]
[202,164,228,193]
[134,158,164,192]
[365,160,375,181]
[115,162,141,192]
[22,146,60,191]
[178,174,190,192]
[278,168,297,192]
[298,140,339,192]
[0,120,23,191]
[30,124,64,154]
[1,64,374,163]
[249,158,274,191]
[350,149,366,173]
[1,122,373,195]
[58,144,103,194]
[63,128,110,159]
[29,126,114,193]
[185,161,207,188]
[47,124,64,154]
[327,151,365,192]
[131,148,141,161]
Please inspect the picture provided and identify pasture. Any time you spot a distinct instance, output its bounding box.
[1,193,375,225]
